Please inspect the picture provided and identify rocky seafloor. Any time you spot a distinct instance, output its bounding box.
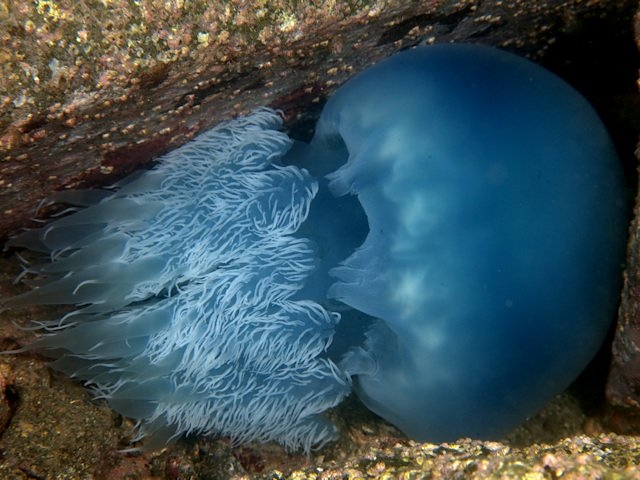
[1,0,640,478]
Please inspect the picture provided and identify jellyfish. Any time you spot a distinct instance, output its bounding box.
[5,44,627,450]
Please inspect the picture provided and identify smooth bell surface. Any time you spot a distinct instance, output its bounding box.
[309,43,627,441]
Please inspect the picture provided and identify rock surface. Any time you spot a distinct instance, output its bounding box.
[1,0,640,478]
[606,2,640,437]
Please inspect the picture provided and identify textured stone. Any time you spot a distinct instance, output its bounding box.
[0,0,639,478]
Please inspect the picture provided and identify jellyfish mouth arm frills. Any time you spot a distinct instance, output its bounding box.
[5,108,350,452]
